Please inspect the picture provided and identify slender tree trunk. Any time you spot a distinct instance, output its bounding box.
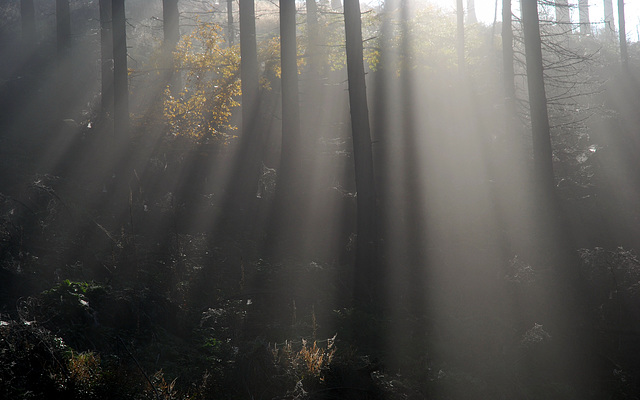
[218,0,263,235]
[522,0,554,194]
[555,0,570,26]
[240,0,259,137]
[162,0,180,90]
[99,0,113,118]
[306,0,319,73]
[579,0,590,35]
[20,0,36,50]
[112,0,129,140]
[279,0,300,172]
[227,0,234,46]
[456,0,465,73]
[344,0,378,306]
[604,0,614,34]
[618,0,628,70]
[467,0,477,24]
[502,0,516,116]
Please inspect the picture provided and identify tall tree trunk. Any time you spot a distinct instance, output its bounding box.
[99,0,113,118]
[274,0,302,235]
[579,0,590,35]
[502,0,516,118]
[456,0,465,73]
[522,0,554,194]
[344,0,378,306]
[218,0,263,234]
[240,0,259,137]
[112,0,129,140]
[467,0,477,24]
[306,0,319,73]
[555,0,570,26]
[618,0,628,70]
[603,0,614,34]
[162,0,180,90]
[20,0,36,50]
[227,0,234,46]
[279,0,300,170]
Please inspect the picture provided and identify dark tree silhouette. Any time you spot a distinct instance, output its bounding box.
[279,0,301,181]
[502,0,516,120]
[99,0,113,118]
[306,0,319,74]
[239,0,259,139]
[227,0,234,46]
[112,0,129,139]
[162,0,180,90]
[522,0,554,195]
[344,0,378,306]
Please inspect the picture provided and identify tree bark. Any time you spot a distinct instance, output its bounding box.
[344,0,378,306]
[467,0,477,24]
[603,0,614,33]
[99,0,113,118]
[555,0,570,26]
[112,0,129,139]
[162,0,180,90]
[502,0,516,116]
[618,0,628,70]
[579,0,590,35]
[306,0,319,73]
[240,0,259,136]
[279,0,300,174]
[227,0,234,46]
[522,0,554,194]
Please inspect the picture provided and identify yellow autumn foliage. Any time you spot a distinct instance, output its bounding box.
[164,21,241,142]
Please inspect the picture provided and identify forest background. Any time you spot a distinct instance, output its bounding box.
[1,0,640,399]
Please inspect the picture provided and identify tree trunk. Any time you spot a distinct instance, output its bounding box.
[331,0,342,11]
[618,0,628,70]
[344,0,378,306]
[467,0,477,24]
[522,0,554,194]
[112,0,129,140]
[273,0,302,238]
[502,0,516,117]
[603,0,614,34]
[456,0,465,73]
[240,0,259,136]
[579,0,590,35]
[227,0,234,46]
[279,0,300,173]
[99,0,113,118]
[306,0,319,73]
[162,0,180,90]
[555,0,570,26]
[20,0,36,50]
